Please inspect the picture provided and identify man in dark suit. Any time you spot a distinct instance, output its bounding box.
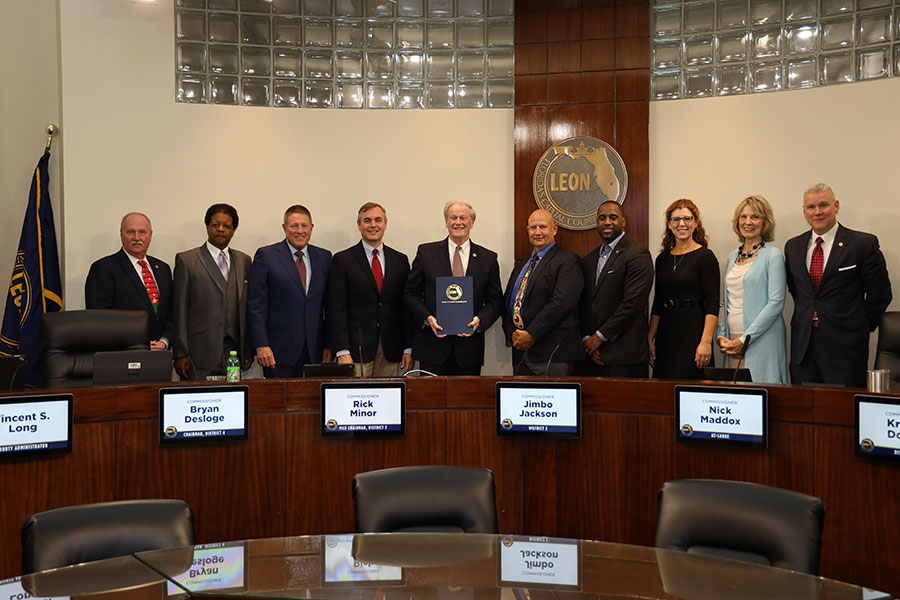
[248,205,332,379]
[785,183,892,387]
[404,201,503,375]
[329,202,413,377]
[85,212,173,348]
[580,200,654,378]
[173,204,252,380]
[502,209,583,375]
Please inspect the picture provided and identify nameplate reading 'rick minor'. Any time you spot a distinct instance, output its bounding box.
[0,394,72,458]
[165,544,245,597]
[676,385,767,447]
[322,382,405,436]
[499,536,581,589]
[436,276,473,336]
[159,385,248,444]
[532,136,628,231]
[855,395,900,460]
[322,535,403,585]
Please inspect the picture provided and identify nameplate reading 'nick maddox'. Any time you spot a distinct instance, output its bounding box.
[165,543,246,597]
[321,382,405,437]
[322,535,404,585]
[499,536,581,590]
[0,393,73,459]
[675,385,767,448]
[532,136,628,231]
[855,395,900,460]
[436,276,473,336]
[159,385,249,444]
[496,382,581,438]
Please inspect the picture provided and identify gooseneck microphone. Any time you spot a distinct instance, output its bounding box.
[731,334,751,384]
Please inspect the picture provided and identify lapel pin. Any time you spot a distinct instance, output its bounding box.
[838,242,844,247]
[472,252,477,258]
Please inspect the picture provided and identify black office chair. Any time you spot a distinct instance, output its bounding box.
[21,499,195,573]
[653,479,826,574]
[874,311,900,388]
[352,465,498,533]
[42,309,149,388]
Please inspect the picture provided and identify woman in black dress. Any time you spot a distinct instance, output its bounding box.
[648,199,720,380]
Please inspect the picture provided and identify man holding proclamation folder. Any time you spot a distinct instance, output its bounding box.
[404,201,503,375]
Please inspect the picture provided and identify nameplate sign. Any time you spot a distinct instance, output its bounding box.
[496,382,581,438]
[322,535,403,585]
[499,536,581,589]
[159,385,248,444]
[675,385,767,448]
[0,394,73,459]
[855,395,900,460]
[165,543,245,597]
[0,576,68,600]
[321,382,405,437]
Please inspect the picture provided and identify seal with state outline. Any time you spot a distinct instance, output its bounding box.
[532,136,628,231]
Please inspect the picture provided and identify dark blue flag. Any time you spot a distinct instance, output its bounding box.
[0,151,63,387]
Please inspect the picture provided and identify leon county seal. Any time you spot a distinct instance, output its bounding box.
[532,136,628,231]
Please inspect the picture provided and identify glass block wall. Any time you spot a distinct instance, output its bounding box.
[175,0,514,108]
[651,0,899,100]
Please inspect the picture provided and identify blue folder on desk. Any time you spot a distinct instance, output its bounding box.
[436,276,473,336]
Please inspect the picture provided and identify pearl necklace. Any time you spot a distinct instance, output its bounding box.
[736,241,764,264]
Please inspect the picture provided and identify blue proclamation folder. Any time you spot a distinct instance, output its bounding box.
[436,276,473,336]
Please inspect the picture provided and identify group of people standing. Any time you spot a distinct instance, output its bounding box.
[82,182,891,388]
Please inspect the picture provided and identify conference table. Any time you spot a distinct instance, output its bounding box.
[13,534,885,600]
[2,377,898,593]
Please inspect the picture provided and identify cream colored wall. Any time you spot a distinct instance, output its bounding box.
[0,0,62,319]
[57,0,515,375]
[650,77,900,374]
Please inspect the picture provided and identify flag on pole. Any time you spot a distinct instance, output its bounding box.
[0,151,63,387]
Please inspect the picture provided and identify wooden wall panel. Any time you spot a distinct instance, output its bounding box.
[514,1,650,260]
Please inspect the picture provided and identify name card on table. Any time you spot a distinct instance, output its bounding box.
[496,382,581,438]
[499,536,581,590]
[675,385,767,448]
[322,535,404,585]
[855,394,900,460]
[321,382,405,437]
[159,385,248,444]
[0,394,72,459]
[165,543,246,597]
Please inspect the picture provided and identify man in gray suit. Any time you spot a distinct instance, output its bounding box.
[173,203,252,380]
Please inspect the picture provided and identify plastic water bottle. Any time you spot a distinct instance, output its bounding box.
[226,350,240,382]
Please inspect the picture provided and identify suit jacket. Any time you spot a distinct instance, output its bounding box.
[328,241,412,363]
[404,238,503,368]
[173,244,252,378]
[580,235,654,366]
[502,244,584,364]
[247,241,332,367]
[84,248,173,343]
[784,224,892,380]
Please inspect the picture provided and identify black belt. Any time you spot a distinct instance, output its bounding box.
[661,299,700,309]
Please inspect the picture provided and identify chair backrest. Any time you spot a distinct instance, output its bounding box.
[653,479,826,574]
[353,465,498,534]
[42,309,149,388]
[21,499,194,574]
[874,311,900,384]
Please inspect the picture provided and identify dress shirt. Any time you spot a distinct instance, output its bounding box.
[122,247,168,348]
[805,223,838,272]
[592,231,625,341]
[363,241,385,277]
[286,239,312,293]
[508,242,555,318]
[447,238,471,274]
[206,241,231,272]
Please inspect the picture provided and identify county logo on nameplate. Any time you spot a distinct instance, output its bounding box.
[532,136,628,231]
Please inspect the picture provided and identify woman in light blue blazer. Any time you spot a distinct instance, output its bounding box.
[716,195,787,384]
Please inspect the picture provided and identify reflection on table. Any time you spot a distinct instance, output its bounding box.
[13,534,883,600]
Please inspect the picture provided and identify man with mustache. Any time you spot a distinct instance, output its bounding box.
[85,212,173,349]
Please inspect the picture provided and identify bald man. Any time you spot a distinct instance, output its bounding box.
[502,210,584,375]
